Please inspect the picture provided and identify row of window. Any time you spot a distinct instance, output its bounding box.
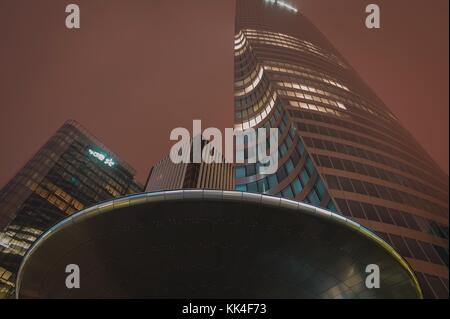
[235,76,270,109]
[235,79,270,111]
[302,135,448,194]
[26,179,81,216]
[235,81,273,120]
[325,173,447,217]
[234,39,249,59]
[235,92,277,131]
[236,137,308,192]
[314,153,447,204]
[377,231,449,268]
[296,120,449,197]
[234,57,258,87]
[236,157,326,210]
[279,175,327,208]
[235,129,332,211]
[415,272,449,299]
[279,87,348,113]
[288,103,438,174]
[335,197,448,240]
[289,99,347,118]
[0,193,71,298]
[49,161,117,204]
[243,29,346,69]
[236,127,297,178]
[235,66,265,97]
[275,74,392,123]
[263,60,350,92]
[1,193,69,258]
[235,128,312,186]
[234,46,258,78]
[236,106,291,163]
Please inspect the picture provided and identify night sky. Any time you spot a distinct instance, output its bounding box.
[0,0,448,187]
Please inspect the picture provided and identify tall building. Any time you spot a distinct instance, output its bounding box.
[0,120,143,298]
[233,0,448,298]
[146,140,235,192]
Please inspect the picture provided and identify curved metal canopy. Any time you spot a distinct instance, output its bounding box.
[16,190,422,299]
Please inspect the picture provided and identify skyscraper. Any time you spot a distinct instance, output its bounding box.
[233,0,448,298]
[0,120,143,298]
[146,140,235,192]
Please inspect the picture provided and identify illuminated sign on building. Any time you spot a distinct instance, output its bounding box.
[264,0,298,13]
[88,149,115,167]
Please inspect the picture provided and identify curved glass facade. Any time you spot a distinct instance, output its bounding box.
[234,0,448,298]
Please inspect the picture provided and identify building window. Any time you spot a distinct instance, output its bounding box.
[268,174,278,189]
[282,186,294,200]
[235,167,246,179]
[291,178,303,195]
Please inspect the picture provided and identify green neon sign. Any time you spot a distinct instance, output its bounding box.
[88,149,115,167]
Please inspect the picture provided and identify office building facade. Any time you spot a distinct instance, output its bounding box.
[146,140,235,192]
[234,0,448,298]
[0,120,142,298]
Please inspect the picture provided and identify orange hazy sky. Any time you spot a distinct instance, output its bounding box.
[0,0,448,187]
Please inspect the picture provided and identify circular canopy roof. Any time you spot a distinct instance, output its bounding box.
[17,190,422,299]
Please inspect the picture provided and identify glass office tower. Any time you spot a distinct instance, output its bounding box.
[0,120,143,298]
[234,0,448,298]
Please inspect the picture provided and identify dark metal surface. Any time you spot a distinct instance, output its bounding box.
[16,190,422,299]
